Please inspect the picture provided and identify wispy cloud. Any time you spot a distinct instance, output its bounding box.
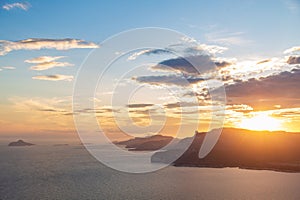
[284,46,300,54]
[32,74,74,81]
[25,56,73,71]
[2,2,31,11]
[29,61,74,71]
[126,40,228,61]
[133,75,204,87]
[10,96,71,113]
[25,56,65,64]
[0,38,99,56]
[284,0,300,12]
[2,66,15,70]
[127,49,169,60]
[5,96,75,132]
[205,31,252,46]
[185,44,228,55]
[226,104,253,113]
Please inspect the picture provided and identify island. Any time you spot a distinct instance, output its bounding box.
[8,139,35,146]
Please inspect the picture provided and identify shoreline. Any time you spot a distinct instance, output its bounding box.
[172,164,300,173]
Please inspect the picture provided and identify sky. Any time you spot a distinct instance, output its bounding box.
[1,0,300,142]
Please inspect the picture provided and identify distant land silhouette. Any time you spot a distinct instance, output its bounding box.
[8,139,34,146]
[117,128,300,172]
[116,135,175,151]
[53,144,69,146]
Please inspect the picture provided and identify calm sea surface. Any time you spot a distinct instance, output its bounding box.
[1,144,300,200]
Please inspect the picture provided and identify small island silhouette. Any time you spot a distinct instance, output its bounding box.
[8,140,34,147]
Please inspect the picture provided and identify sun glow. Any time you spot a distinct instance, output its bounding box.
[238,113,283,131]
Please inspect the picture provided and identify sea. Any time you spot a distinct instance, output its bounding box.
[1,144,300,200]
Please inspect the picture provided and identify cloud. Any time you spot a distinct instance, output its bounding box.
[287,56,300,64]
[152,55,216,75]
[127,49,169,60]
[30,61,74,71]
[272,107,300,118]
[164,101,199,109]
[205,31,252,46]
[0,38,99,55]
[2,66,15,70]
[133,75,205,87]
[25,56,64,63]
[217,57,291,85]
[127,42,228,61]
[2,2,31,11]
[9,96,71,113]
[25,56,73,71]
[127,103,154,108]
[73,107,119,115]
[257,59,271,64]
[214,60,232,68]
[32,74,74,81]
[284,46,300,54]
[129,108,157,116]
[184,44,228,55]
[284,0,300,12]
[7,96,75,132]
[180,36,197,43]
[225,69,300,110]
[226,104,253,113]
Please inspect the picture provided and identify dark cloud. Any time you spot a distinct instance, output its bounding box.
[129,108,158,115]
[133,75,204,87]
[225,69,300,110]
[287,56,300,65]
[128,49,171,60]
[182,47,206,55]
[32,74,73,81]
[38,108,65,113]
[127,103,154,108]
[214,60,232,68]
[152,55,216,75]
[95,108,118,113]
[144,49,170,56]
[164,101,198,109]
[74,107,119,114]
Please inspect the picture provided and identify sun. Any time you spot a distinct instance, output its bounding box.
[238,113,283,131]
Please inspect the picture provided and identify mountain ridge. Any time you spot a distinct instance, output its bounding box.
[117,128,300,172]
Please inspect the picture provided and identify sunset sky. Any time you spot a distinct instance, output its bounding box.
[1,0,300,142]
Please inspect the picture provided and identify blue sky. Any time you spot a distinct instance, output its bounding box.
[1,0,299,50]
[1,0,299,95]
